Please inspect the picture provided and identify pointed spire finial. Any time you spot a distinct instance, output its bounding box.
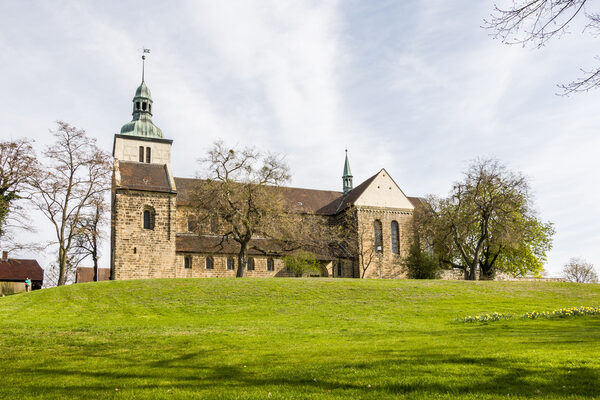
[343,149,353,194]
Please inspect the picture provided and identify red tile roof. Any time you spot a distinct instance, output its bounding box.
[0,259,44,281]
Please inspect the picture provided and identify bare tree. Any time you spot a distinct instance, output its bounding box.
[0,139,39,252]
[72,198,107,282]
[484,0,600,93]
[562,257,598,283]
[357,228,377,278]
[30,122,111,286]
[191,141,291,277]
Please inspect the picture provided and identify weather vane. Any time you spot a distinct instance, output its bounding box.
[139,47,151,81]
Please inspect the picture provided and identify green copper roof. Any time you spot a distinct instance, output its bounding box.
[135,81,152,99]
[343,150,352,177]
[120,80,164,139]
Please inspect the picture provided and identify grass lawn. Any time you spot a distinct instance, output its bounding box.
[1,278,599,399]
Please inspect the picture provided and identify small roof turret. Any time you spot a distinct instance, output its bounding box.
[342,149,353,195]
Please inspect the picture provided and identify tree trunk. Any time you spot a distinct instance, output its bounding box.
[236,244,248,278]
[57,245,66,286]
[92,251,98,282]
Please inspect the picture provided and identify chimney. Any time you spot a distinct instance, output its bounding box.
[1,251,8,261]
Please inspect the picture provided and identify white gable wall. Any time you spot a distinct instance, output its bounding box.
[353,169,414,210]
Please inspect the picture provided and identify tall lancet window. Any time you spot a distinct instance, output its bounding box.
[391,221,400,254]
[374,220,383,253]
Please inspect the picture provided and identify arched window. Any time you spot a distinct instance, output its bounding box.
[373,220,383,253]
[227,257,235,270]
[184,256,192,269]
[139,146,144,162]
[391,221,400,254]
[205,256,214,270]
[148,103,152,113]
[267,258,274,271]
[145,147,151,163]
[143,207,155,230]
[142,102,147,111]
[136,102,140,110]
[247,258,255,271]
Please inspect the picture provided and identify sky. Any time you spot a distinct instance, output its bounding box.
[1,0,599,277]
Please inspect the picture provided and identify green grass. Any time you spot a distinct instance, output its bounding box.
[1,278,599,399]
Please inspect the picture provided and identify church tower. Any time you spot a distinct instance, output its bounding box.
[110,53,177,280]
[343,150,353,194]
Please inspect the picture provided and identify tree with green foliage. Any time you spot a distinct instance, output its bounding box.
[283,251,321,277]
[415,158,554,280]
[403,237,439,279]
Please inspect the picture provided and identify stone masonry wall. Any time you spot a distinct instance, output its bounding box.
[112,190,177,280]
[355,207,413,279]
[175,253,354,278]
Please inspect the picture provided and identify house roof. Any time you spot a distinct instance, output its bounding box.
[172,172,420,216]
[176,234,345,261]
[407,196,423,208]
[174,177,345,215]
[0,259,44,281]
[117,161,173,193]
[75,267,111,283]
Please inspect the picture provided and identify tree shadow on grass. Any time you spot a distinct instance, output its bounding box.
[10,350,600,399]
[6,320,600,398]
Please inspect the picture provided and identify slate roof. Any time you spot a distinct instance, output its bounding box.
[0,259,44,282]
[75,267,111,283]
[117,161,173,193]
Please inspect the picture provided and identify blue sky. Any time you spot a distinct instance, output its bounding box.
[1,1,599,276]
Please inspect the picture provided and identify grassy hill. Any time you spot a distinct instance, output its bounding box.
[1,278,599,399]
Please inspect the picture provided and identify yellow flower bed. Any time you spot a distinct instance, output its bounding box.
[460,306,600,323]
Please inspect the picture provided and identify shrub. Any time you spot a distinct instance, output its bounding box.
[283,251,320,277]
[403,239,439,279]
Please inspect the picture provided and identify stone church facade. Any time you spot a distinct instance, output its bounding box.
[110,73,421,280]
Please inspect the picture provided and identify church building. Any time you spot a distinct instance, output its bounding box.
[110,65,421,280]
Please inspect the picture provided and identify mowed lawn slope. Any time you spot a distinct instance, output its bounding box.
[1,279,599,399]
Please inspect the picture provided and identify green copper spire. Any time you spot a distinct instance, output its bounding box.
[343,149,353,194]
[120,52,164,139]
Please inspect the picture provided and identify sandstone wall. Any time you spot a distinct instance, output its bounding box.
[355,207,413,279]
[112,189,177,280]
